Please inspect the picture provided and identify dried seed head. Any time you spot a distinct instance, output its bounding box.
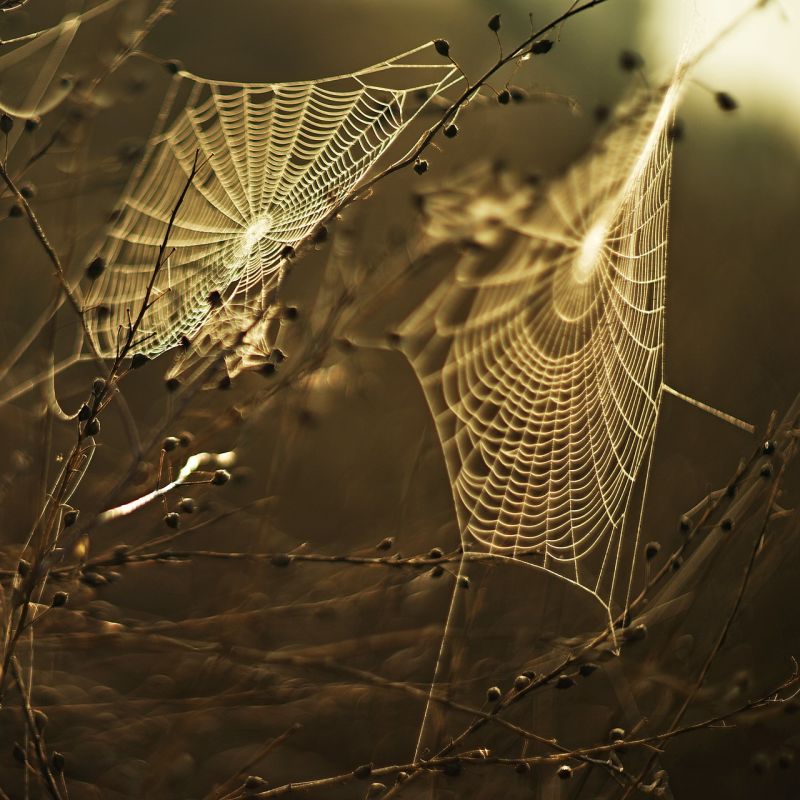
[131,353,149,369]
[486,685,502,702]
[720,517,734,532]
[164,512,180,529]
[17,559,30,577]
[431,564,444,577]
[353,763,373,779]
[280,244,295,259]
[25,117,40,132]
[51,591,69,608]
[283,305,299,320]
[497,89,511,105]
[64,509,79,527]
[79,571,106,588]
[515,762,530,774]
[413,159,429,175]
[530,39,553,55]
[178,497,196,514]
[556,674,575,689]
[8,204,22,218]
[428,547,443,559]
[579,662,598,677]
[760,463,773,478]
[33,709,48,732]
[0,113,14,134]
[488,13,501,32]
[244,775,269,791]
[514,674,530,691]
[165,377,181,392]
[444,123,459,138]
[645,541,660,560]
[92,377,106,395]
[434,39,451,58]
[396,772,409,783]
[217,374,232,390]
[715,91,737,112]
[619,50,643,71]
[20,183,35,199]
[85,418,101,437]
[212,469,231,485]
[112,544,130,564]
[163,436,180,452]
[457,575,470,589]
[164,59,183,75]
[270,553,292,567]
[609,726,626,740]
[52,752,65,774]
[557,765,573,780]
[679,514,691,532]
[208,290,223,308]
[594,105,610,123]
[86,256,105,280]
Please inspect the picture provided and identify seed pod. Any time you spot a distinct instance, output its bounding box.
[165,377,181,392]
[428,547,443,559]
[645,541,660,560]
[556,674,575,689]
[131,353,149,369]
[85,418,101,437]
[51,591,69,608]
[0,113,14,134]
[715,91,737,112]
[178,497,196,514]
[497,90,510,105]
[433,39,450,58]
[163,436,180,452]
[78,404,91,421]
[530,39,553,55]
[514,674,530,691]
[212,469,231,486]
[486,685,502,702]
[557,765,573,780]
[86,256,105,280]
[164,512,180,529]
[353,763,373,779]
[619,50,643,71]
[457,575,470,589]
[444,123,458,138]
[92,377,106,395]
[579,662,598,677]
[270,553,292,567]
[164,59,183,74]
[488,14,501,32]
[52,752,65,773]
[413,159,429,175]
[64,509,79,527]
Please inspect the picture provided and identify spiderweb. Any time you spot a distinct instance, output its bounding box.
[85,44,461,381]
[399,82,681,619]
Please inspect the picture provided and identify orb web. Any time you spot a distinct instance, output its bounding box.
[85,43,461,378]
[400,84,680,615]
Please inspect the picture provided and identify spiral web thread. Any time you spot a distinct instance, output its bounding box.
[85,43,461,380]
[400,83,680,618]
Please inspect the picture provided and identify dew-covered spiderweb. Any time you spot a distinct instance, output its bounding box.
[85,43,461,380]
[399,82,681,621]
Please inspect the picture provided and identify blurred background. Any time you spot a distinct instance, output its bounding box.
[0,1,798,798]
